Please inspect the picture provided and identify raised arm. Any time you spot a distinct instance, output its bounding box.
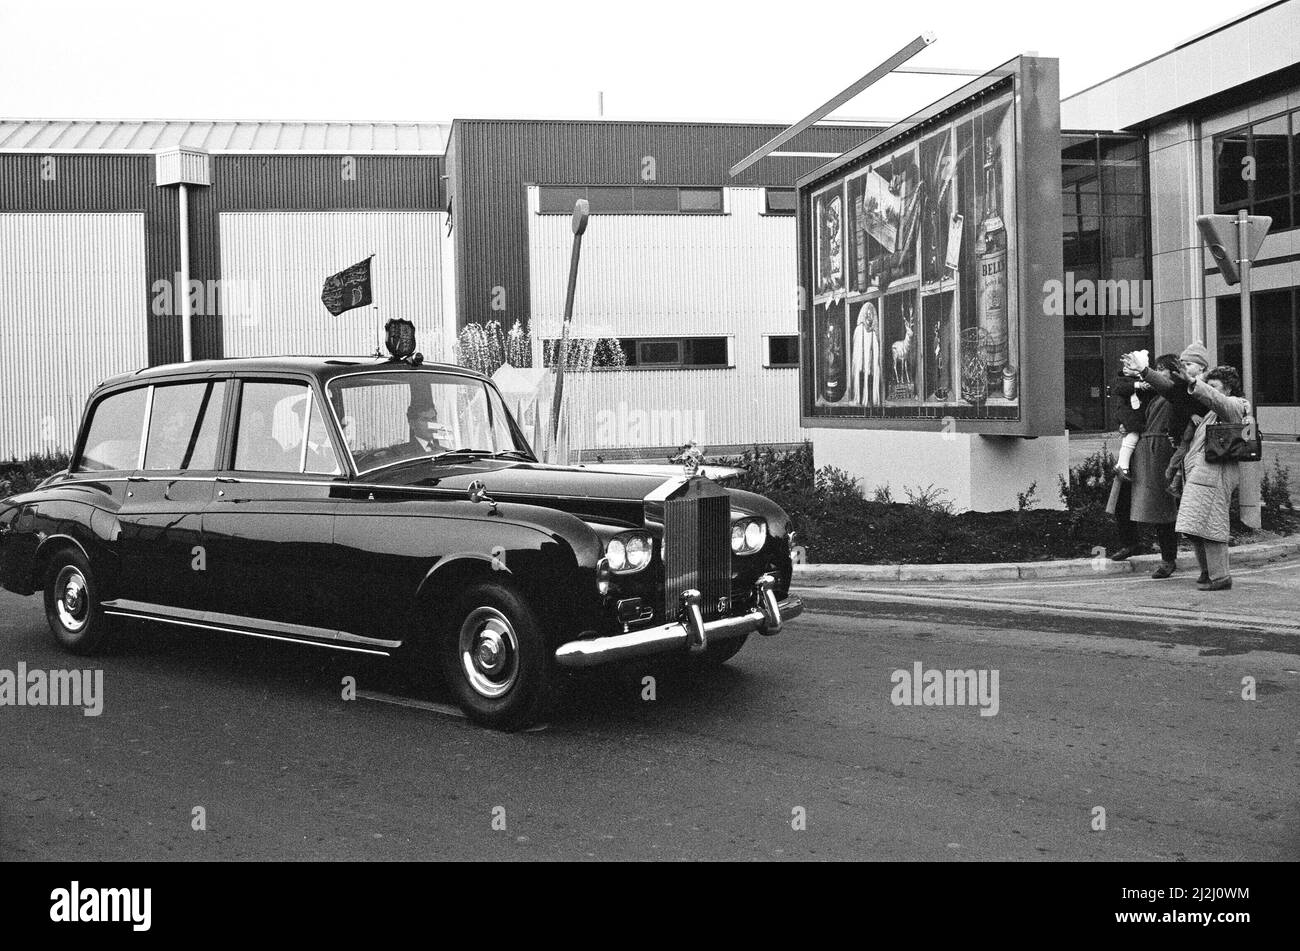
[1188,378,1246,422]
[1138,367,1176,395]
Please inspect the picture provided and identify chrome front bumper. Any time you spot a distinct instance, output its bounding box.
[554,573,803,669]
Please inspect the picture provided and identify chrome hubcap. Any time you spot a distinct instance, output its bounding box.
[459,608,519,699]
[55,566,89,632]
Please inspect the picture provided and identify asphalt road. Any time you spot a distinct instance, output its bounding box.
[1,582,1297,861]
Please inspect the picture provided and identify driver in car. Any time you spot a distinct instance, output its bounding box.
[402,401,455,459]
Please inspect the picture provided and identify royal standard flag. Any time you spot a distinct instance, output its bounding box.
[321,257,373,316]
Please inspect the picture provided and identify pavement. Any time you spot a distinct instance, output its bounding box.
[2,562,1298,861]
[795,535,1300,584]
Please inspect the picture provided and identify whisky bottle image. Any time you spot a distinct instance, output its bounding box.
[819,306,845,403]
[976,136,1009,379]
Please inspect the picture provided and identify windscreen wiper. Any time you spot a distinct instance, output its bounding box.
[431,447,495,461]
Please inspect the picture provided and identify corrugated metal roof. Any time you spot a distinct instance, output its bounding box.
[0,119,451,154]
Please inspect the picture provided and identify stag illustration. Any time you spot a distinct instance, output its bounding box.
[891,314,915,387]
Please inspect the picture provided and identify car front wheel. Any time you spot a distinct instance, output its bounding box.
[43,548,113,655]
[440,582,556,731]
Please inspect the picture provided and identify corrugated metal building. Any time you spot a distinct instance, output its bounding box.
[0,116,874,458]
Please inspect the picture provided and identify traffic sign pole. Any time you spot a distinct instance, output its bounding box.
[1235,210,1262,529]
[1195,211,1272,530]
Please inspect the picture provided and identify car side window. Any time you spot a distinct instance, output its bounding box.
[232,381,340,475]
[142,381,226,471]
[76,387,149,472]
[303,398,341,475]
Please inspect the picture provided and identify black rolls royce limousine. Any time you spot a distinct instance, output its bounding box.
[0,355,804,729]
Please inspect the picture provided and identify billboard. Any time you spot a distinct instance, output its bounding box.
[799,56,1063,436]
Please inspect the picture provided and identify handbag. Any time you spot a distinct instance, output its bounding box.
[1204,414,1263,463]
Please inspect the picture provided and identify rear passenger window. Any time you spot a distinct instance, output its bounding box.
[77,388,148,472]
[143,381,226,471]
[233,381,340,475]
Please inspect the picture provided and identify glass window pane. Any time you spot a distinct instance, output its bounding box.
[768,335,799,365]
[144,381,225,470]
[77,387,147,472]
[679,188,723,212]
[765,188,797,214]
[638,340,681,365]
[538,186,586,214]
[686,337,728,366]
[1103,193,1145,216]
[1061,136,1097,181]
[1255,289,1296,404]
[1216,134,1250,207]
[234,381,310,473]
[304,398,341,475]
[1102,216,1147,272]
[1253,116,1291,199]
[1255,195,1293,231]
[1062,215,1101,270]
[1100,137,1144,194]
[587,186,634,212]
[632,186,679,212]
[1063,189,1099,217]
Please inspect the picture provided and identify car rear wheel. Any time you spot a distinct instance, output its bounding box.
[440,582,556,731]
[43,548,113,655]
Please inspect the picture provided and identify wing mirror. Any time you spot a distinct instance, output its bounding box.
[468,480,499,515]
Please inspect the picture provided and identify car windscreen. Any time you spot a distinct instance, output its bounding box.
[326,371,531,472]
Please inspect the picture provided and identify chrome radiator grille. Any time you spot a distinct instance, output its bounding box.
[662,493,731,620]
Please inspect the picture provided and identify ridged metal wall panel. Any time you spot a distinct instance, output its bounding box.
[556,368,802,453]
[217,211,451,361]
[199,155,443,211]
[529,186,802,451]
[529,187,794,336]
[0,154,180,366]
[0,212,148,456]
[449,119,879,330]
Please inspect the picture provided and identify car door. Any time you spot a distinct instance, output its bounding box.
[114,378,226,611]
[201,377,345,636]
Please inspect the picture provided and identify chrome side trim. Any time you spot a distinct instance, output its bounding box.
[101,599,401,653]
[33,533,92,565]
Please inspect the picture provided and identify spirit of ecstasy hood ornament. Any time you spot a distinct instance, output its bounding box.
[674,441,705,478]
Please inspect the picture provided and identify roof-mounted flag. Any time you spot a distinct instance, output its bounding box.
[321,256,373,316]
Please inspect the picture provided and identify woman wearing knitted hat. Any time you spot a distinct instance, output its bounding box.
[1127,348,1250,590]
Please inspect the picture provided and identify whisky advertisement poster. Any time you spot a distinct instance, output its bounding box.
[799,61,1058,430]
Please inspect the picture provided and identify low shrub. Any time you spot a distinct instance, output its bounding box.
[1059,444,1115,512]
[1261,457,1294,512]
[0,450,71,499]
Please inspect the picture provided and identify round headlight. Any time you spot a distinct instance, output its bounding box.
[731,522,746,553]
[744,520,767,551]
[606,537,628,571]
[625,534,652,570]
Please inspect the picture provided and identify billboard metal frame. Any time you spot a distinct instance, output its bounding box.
[797,54,1063,437]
